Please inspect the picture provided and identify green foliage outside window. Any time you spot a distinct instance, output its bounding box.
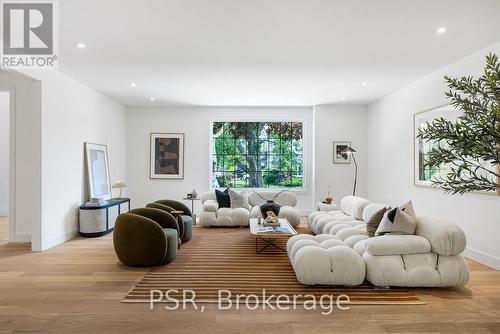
[212,121,304,188]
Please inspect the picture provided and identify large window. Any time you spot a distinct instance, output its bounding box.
[211,121,304,188]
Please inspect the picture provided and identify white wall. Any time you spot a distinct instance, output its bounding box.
[0,92,8,216]
[127,107,315,213]
[19,70,127,250]
[367,40,500,270]
[314,105,368,204]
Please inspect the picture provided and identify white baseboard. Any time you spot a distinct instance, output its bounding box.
[41,229,79,251]
[463,247,500,271]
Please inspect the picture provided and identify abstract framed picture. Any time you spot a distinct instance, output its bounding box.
[333,141,351,164]
[84,142,112,200]
[150,133,184,179]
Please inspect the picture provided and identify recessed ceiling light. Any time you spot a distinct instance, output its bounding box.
[149,97,155,101]
[362,81,368,86]
[437,27,446,34]
[130,82,136,87]
[341,97,345,100]
[76,42,86,49]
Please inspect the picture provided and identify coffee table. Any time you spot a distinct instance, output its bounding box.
[249,218,297,254]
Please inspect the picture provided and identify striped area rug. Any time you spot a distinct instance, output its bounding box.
[122,227,424,305]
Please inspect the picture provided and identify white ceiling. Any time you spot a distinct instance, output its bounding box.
[58,0,500,106]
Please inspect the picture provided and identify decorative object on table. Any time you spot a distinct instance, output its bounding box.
[325,186,333,204]
[84,142,112,200]
[150,133,184,179]
[333,141,351,164]
[186,193,192,199]
[190,189,198,199]
[416,53,500,195]
[256,189,286,218]
[340,146,358,196]
[316,202,338,212]
[112,180,127,199]
[79,198,130,237]
[263,211,280,226]
[85,197,108,207]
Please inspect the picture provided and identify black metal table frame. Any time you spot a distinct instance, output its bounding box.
[255,235,289,254]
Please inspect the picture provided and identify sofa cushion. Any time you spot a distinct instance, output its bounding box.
[375,206,417,236]
[363,252,469,287]
[248,191,297,207]
[202,199,218,212]
[340,196,370,220]
[416,216,467,256]
[366,207,390,237]
[366,235,431,256]
[229,189,249,209]
[215,188,231,208]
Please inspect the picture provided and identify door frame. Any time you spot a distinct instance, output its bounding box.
[0,85,16,241]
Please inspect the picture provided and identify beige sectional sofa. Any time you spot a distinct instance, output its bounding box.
[288,196,470,287]
[199,190,301,227]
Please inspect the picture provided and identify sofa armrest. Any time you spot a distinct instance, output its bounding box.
[416,216,466,256]
[366,235,431,256]
[203,200,219,212]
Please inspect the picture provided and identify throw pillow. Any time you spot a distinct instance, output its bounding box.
[400,200,416,218]
[366,207,390,237]
[375,207,417,236]
[229,190,249,209]
[215,188,231,208]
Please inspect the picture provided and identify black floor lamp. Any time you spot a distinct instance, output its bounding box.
[342,147,357,196]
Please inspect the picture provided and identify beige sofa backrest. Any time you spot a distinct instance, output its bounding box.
[340,196,370,220]
[248,191,297,207]
[362,203,389,223]
[200,191,216,203]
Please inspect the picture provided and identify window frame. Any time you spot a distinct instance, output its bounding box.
[208,118,306,192]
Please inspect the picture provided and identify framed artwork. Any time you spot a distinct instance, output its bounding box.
[333,141,351,164]
[150,133,184,179]
[414,105,461,187]
[84,142,112,200]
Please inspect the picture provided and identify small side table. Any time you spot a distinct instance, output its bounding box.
[183,197,200,225]
[316,202,338,212]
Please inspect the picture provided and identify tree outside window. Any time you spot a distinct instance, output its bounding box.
[212,121,304,188]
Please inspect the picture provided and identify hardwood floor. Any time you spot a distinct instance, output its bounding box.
[0,216,8,241]
[0,227,499,333]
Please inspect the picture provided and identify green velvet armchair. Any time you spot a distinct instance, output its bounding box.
[113,208,180,267]
[147,200,193,243]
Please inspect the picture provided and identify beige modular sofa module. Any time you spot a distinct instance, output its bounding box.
[199,191,250,227]
[290,196,470,287]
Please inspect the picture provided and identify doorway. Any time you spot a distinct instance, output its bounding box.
[0,91,9,241]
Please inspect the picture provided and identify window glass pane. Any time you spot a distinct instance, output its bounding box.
[291,122,303,139]
[223,123,234,138]
[213,122,224,137]
[280,122,291,140]
[234,139,247,155]
[213,155,224,172]
[212,121,304,189]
